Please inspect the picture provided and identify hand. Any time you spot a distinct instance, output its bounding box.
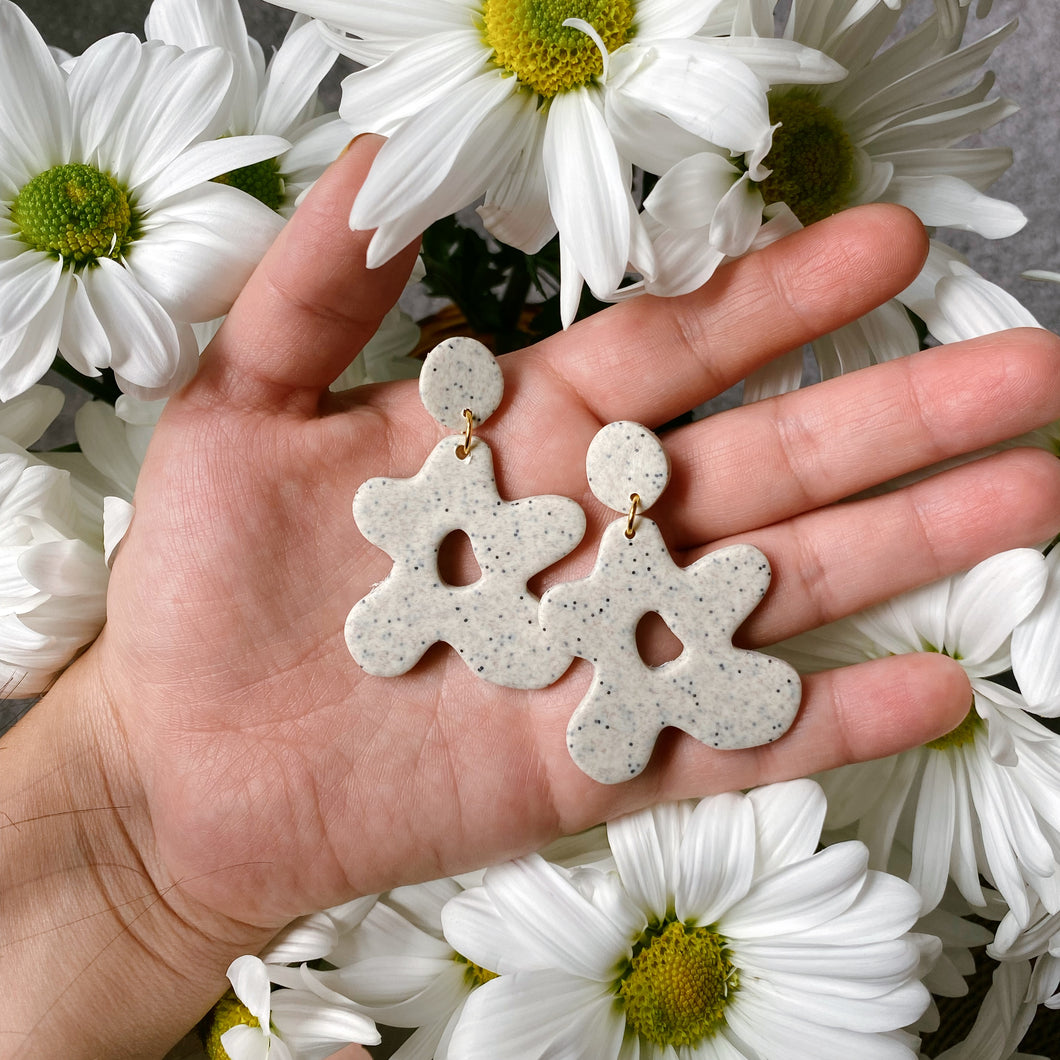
[6,136,1060,1055]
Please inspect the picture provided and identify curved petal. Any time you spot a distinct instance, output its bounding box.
[722,843,869,938]
[634,0,728,39]
[66,33,144,161]
[710,36,846,86]
[748,780,827,877]
[126,183,283,321]
[357,80,532,265]
[608,41,771,158]
[58,272,110,377]
[16,538,108,597]
[145,0,260,130]
[1012,549,1060,711]
[80,258,195,393]
[270,990,381,1055]
[0,252,64,335]
[608,802,691,920]
[909,751,956,914]
[0,282,67,401]
[227,954,272,1027]
[882,175,1026,239]
[0,384,64,449]
[0,1,71,176]
[103,496,134,565]
[220,1023,270,1060]
[677,792,755,924]
[255,20,338,137]
[134,133,290,205]
[543,86,630,299]
[644,152,740,231]
[945,549,1047,671]
[116,44,236,189]
[339,30,488,137]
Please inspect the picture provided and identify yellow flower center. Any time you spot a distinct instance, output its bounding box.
[617,920,736,1047]
[213,156,286,212]
[481,0,635,97]
[926,702,983,751]
[758,89,858,226]
[202,993,261,1060]
[455,952,499,988]
[10,162,137,269]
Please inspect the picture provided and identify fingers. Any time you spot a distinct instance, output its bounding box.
[662,327,1060,546]
[191,135,420,410]
[705,446,1060,647]
[525,203,929,428]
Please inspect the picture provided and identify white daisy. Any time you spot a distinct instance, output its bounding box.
[772,550,1060,926]
[0,391,110,696]
[204,954,379,1060]
[145,0,349,218]
[264,0,844,324]
[638,0,1024,386]
[444,780,931,1060]
[0,0,287,401]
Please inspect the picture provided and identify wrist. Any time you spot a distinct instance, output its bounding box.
[0,649,272,1058]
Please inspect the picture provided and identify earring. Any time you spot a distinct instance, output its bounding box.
[346,337,586,689]
[539,421,802,784]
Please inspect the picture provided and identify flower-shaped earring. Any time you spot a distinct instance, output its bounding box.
[540,422,802,783]
[346,337,586,689]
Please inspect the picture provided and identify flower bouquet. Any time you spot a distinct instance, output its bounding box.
[2,0,1059,1057]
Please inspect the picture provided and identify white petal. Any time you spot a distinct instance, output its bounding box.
[477,115,555,255]
[17,539,107,597]
[442,885,524,976]
[644,152,740,231]
[909,751,956,914]
[946,549,1047,670]
[0,252,64,336]
[543,87,630,298]
[633,0,728,39]
[1012,549,1060,712]
[710,36,847,86]
[80,259,195,393]
[220,1024,270,1060]
[608,802,691,919]
[103,496,134,566]
[0,385,64,448]
[748,780,827,876]
[723,843,868,938]
[273,0,471,39]
[145,0,260,131]
[882,175,1026,239]
[118,45,236,189]
[607,42,771,158]
[676,792,755,924]
[256,20,338,137]
[0,283,67,401]
[227,954,272,1027]
[926,272,1042,343]
[0,1,71,175]
[135,134,290,205]
[270,989,381,1053]
[743,347,804,403]
[483,858,627,980]
[127,183,283,321]
[359,84,534,266]
[58,272,110,377]
[66,33,144,161]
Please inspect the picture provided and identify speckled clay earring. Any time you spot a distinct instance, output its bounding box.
[346,337,586,690]
[539,421,802,784]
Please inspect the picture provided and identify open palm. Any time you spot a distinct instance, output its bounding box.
[90,138,1060,939]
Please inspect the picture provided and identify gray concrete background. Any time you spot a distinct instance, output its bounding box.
[13,0,1060,332]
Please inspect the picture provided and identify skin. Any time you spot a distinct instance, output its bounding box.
[4,136,1060,1057]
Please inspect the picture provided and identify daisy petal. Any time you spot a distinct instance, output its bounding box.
[227,955,272,1027]
[748,780,827,876]
[255,20,338,136]
[0,252,64,335]
[66,33,144,161]
[1012,549,1060,711]
[882,175,1026,239]
[544,87,631,299]
[676,792,755,924]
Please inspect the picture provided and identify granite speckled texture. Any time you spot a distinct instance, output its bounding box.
[586,421,672,513]
[541,523,802,784]
[347,435,586,688]
[419,337,504,430]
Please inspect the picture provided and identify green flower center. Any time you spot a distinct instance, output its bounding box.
[455,952,499,988]
[758,90,858,226]
[213,157,286,212]
[481,0,635,98]
[10,162,137,268]
[926,703,982,751]
[202,993,262,1060]
[617,920,736,1047]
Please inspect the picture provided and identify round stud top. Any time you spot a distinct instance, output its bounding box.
[586,421,670,513]
[419,337,504,430]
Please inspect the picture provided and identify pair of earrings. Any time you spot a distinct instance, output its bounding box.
[346,338,801,784]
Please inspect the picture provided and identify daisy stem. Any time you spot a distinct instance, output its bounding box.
[48,356,121,405]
